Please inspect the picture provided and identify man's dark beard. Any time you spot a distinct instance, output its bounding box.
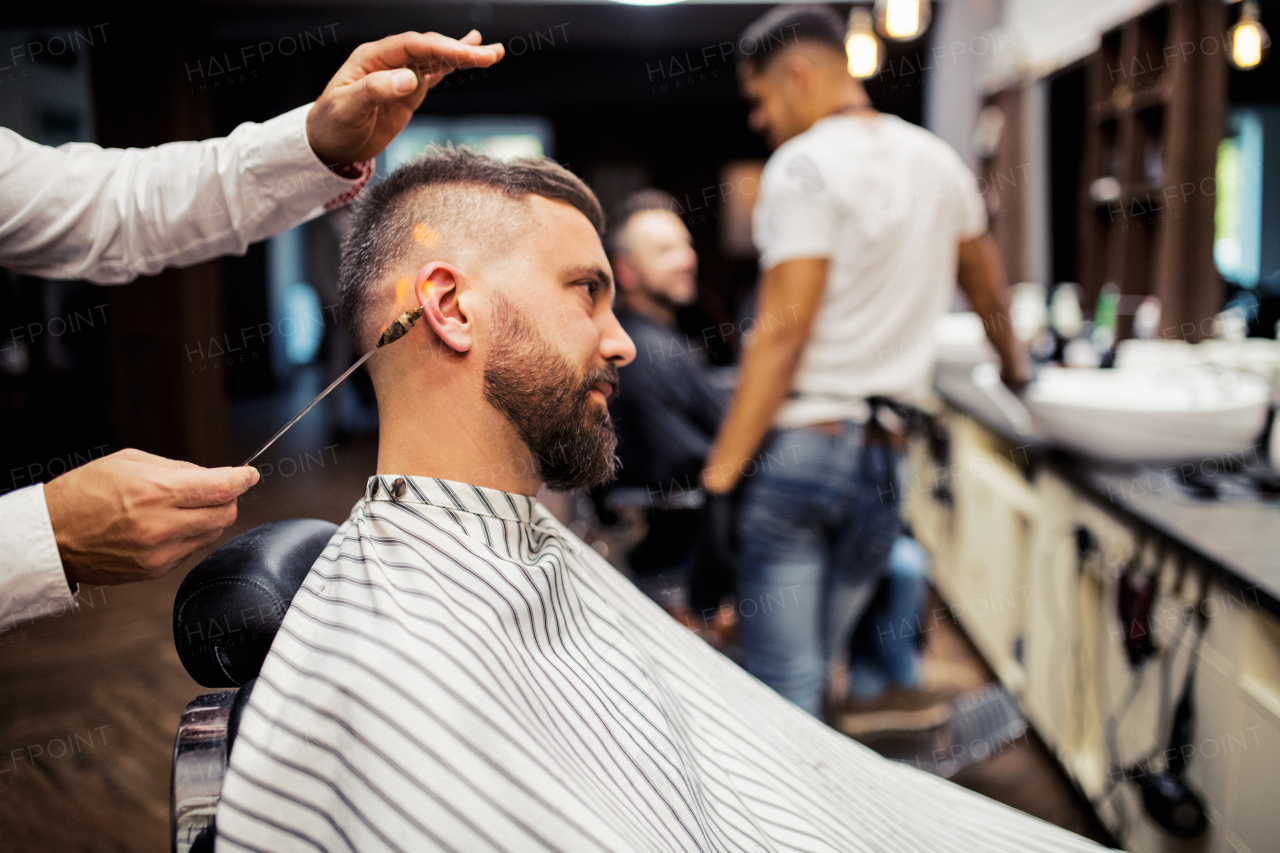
[483,298,621,492]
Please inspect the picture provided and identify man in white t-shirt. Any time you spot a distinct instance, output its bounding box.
[703,5,1029,717]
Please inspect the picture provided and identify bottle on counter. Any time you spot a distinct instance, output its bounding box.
[1011,281,1055,361]
[1049,283,1083,341]
[1133,295,1162,340]
[1091,282,1121,365]
[1050,283,1101,368]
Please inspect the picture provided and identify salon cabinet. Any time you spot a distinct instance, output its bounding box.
[905,401,1280,853]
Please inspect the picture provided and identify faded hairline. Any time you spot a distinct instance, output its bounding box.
[607,188,681,256]
[743,37,847,80]
[357,184,533,347]
[338,146,604,351]
[738,4,848,76]
[611,207,688,259]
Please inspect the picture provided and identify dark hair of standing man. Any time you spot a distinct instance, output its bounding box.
[738,4,848,75]
[337,145,604,350]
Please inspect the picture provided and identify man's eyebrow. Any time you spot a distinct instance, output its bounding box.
[564,265,614,297]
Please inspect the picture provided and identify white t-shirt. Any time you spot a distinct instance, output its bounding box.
[753,113,987,428]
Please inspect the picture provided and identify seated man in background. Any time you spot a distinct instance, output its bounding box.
[216,147,1106,853]
[606,190,730,612]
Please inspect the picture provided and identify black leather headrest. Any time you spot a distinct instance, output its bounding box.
[174,519,337,688]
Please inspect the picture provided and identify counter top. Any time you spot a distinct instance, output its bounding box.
[932,362,1280,618]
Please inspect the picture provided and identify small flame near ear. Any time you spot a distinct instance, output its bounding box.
[413,223,441,247]
[394,275,412,303]
[377,306,425,348]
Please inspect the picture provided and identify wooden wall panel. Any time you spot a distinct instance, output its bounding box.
[1076,0,1227,343]
[94,29,227,466]
[981,87,1027,284]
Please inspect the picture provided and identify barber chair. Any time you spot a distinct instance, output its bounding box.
[169,519,338,853]
[598,485,738,618]
[602,485,705,513]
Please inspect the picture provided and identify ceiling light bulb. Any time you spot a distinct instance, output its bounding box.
[846,8,883,79]
[1230,1,1270,69]
[874,0,932,41]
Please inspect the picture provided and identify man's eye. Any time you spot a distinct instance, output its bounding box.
[579,280,599,298]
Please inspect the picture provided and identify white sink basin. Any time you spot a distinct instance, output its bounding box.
[1117,338,1280,402]
[934,312,997,366]
[1024,365,1271,463]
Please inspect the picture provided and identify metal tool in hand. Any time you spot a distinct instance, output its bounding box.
[242,307,425,467]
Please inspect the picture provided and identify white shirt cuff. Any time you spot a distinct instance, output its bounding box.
[245,103,374,216]
[0,484,75,631]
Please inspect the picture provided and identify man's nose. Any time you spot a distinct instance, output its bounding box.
[599,310,636,367]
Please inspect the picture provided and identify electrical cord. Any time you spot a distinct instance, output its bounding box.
[1092,566,1208,838]
[1042,522,1211,840]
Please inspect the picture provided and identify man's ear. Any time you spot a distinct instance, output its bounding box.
[781,52,815,99]
[612,253,640,294]
[415,262,472,353]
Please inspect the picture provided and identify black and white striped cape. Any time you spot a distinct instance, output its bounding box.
[216,475,1108,853]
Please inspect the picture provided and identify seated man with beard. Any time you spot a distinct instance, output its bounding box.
[215,147,1107,853]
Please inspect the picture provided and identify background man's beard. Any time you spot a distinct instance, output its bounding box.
[483,300,620,492]
[642,277,694,310]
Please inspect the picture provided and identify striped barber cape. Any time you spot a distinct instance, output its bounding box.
[216,474,1108,853]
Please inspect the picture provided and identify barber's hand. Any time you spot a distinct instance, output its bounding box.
[1001,358,1034,396]
[690,491,739,616]
[44,449,259,588]
[307,30,505,165]
[701,457,739,496]
[1001,374,1031,396]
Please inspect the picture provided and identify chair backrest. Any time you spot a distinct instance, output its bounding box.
[604,485,705,512]
[173,518,337,687]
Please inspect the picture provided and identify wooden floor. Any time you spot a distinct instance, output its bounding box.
[1,435,1110,851]
[916,610,1114,845]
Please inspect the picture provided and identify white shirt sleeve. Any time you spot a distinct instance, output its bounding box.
[0,103,371,629]
[0,103,370,284]
[0,485,75,632]
[753,148,840,271]
[945,148,988,241]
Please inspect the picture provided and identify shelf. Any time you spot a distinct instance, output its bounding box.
[1087,79,1173,120]
[1132,81,1174,111]
[1084,183,1169,205]
[1073,0,1226,343]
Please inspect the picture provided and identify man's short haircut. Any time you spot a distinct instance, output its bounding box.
[607,188,680,255]
[738,4,847,76]
[338,145,605,350]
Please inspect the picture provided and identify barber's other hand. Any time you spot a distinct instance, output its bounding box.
[307,30,505,165]
[703,492,738,563]
[44,449,259,588]
[1001,359,1033,396]
[701,458,739,496]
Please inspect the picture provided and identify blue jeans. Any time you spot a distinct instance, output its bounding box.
[736,422,902,717]
[847,535,929,699]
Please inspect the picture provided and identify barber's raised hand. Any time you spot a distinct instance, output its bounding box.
[307,30,505,165]
[43,449,259,588]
